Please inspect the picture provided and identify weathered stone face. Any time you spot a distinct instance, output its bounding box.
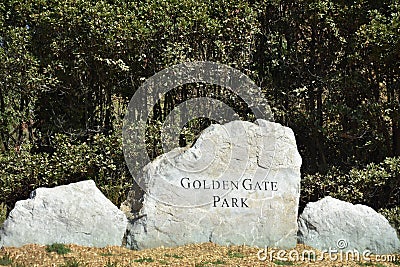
[298,196,400,254]
[0,180,127,248]
[122,119,302,250]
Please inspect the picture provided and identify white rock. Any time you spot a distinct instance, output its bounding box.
[0,180,127,247]
[122,119,302,249]
[298,196,400,254]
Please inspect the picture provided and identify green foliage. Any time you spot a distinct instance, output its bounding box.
[195,259,225,267]
[103,260,118,267]
[301,157,400,210]
[133,257,154,263]
[254,0,400,173]
[0,0,399,221]
[379,207,400,237]
[273,260,294,266]
[211,259,225,265]
[0,254,12,266]
[171,254,183,259]
[227,250,245,258]
[0,203,6,226]
[100,253,113,257]
[301,157,400,238]
[303,251,315,260]
[164,253,183,259]
[0,132,131,209]
[45,243,72,255]
[158,259,169,265]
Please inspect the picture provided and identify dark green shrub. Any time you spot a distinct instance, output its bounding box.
[379,207,400,238]
[301,157,400,236]
[0,132,132,214]
[301,157,400,209]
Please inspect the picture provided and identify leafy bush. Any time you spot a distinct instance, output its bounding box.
[379,207,400,238]
[0,132,132,214]
[301,157,400,210]
[301,157,400,235]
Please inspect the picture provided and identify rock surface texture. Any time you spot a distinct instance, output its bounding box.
[298,196,400,254]
[0,180,127,247]
[122,119,302,250]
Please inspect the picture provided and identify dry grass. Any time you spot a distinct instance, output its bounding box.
[0,243,399,267]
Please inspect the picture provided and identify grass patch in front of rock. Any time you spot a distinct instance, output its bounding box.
[103,259,119,267]
[100,252,113,257]
[227,250,245,258]
[45,243,72,255]
[164,253,183,259]
[0,254,12,266]
[195,259,225,267]
[273,259,295,266]
[133,257,154,263]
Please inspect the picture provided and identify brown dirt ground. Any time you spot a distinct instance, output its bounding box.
[1,242,399,267]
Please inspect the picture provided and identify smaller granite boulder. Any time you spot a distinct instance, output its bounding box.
[0,180,127,247]
[298,196,400,254]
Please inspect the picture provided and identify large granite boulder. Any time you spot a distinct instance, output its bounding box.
[298,196,400,254]
[121,119,302,249]
[0,180,127,247]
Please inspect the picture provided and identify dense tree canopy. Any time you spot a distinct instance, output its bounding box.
[0,0,399,230]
